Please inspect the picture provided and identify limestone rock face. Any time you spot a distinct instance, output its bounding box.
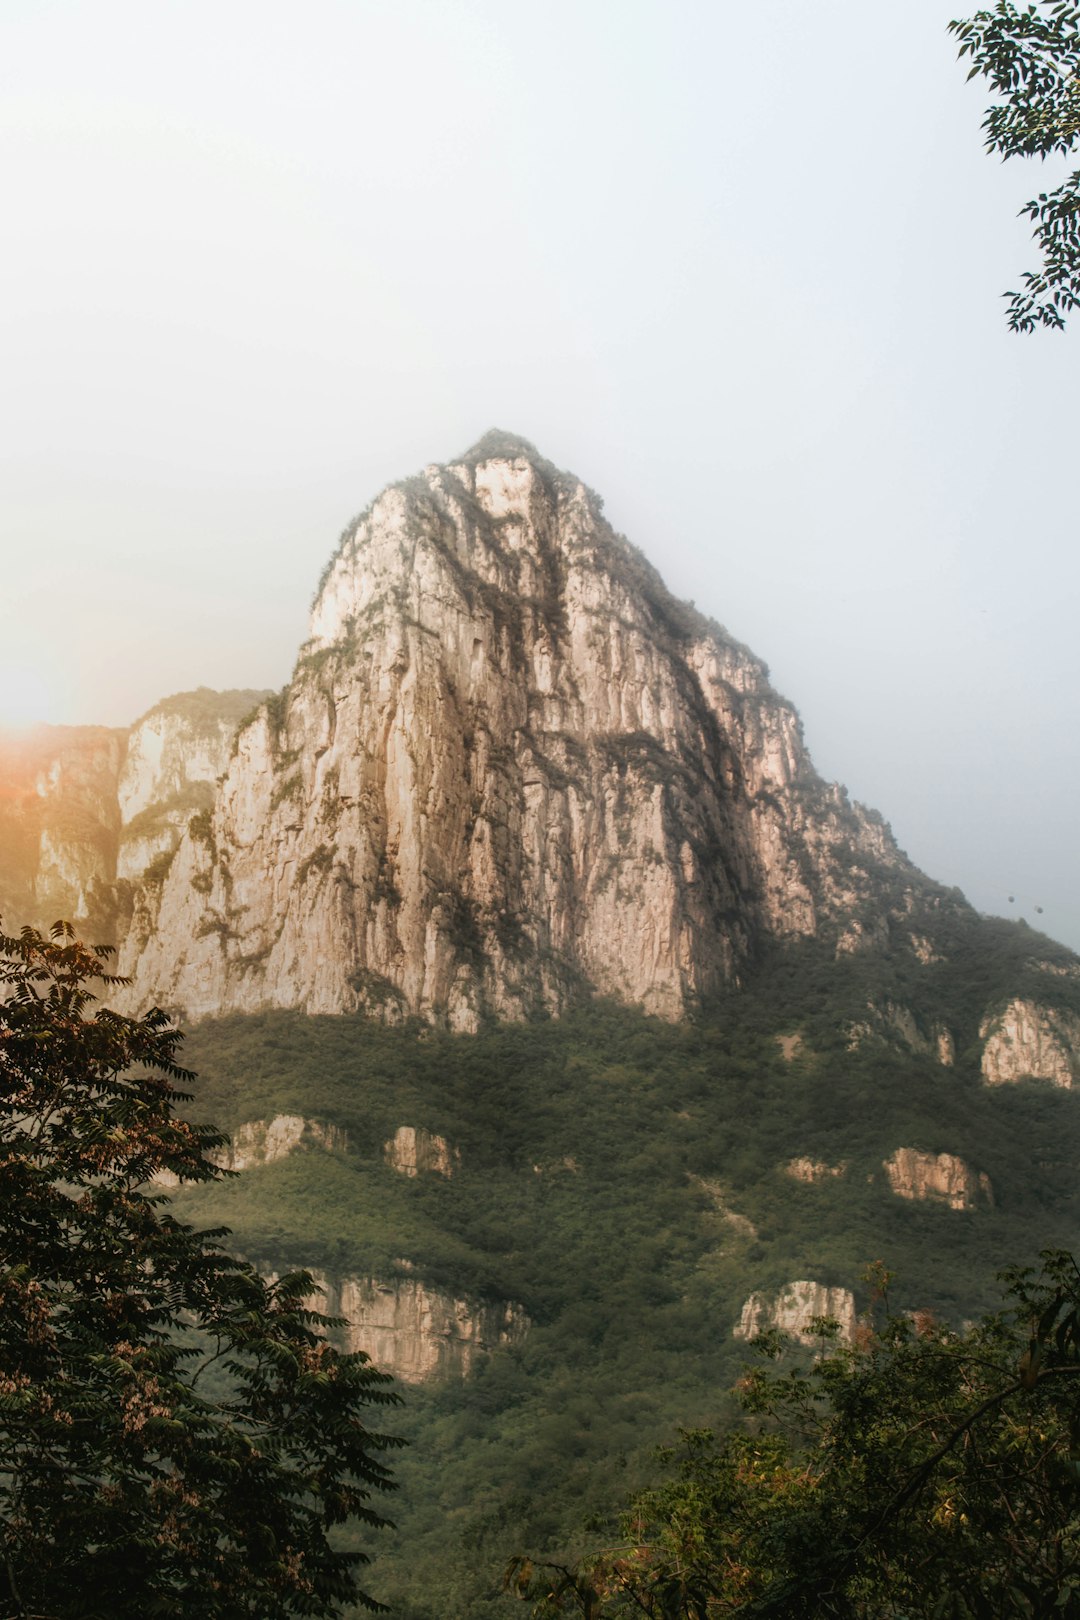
[883,1149,992,1210]
[785,1157,847,1183]
[980,999,1080,1087]
[0,725,126,932]
[117,434,926,1028]
[0,691,268,936]
[150,1113,346,1187]
[307,1273,528,1382]
[216,1115,347,1171]
[848,1000,953,1064]
[384,1126,459,1178]
[117,688,271,883]
[734,1280,857,1345]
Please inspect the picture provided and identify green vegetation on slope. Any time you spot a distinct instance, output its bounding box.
[168,923,1080,1617]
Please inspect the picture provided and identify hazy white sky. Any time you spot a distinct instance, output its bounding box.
[1,0,1077,950]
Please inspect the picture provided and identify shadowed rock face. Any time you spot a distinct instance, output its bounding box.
[304,1273,528,1383]
[117,434,927,1029]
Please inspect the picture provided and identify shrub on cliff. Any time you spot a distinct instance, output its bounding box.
[0,922,400,1618]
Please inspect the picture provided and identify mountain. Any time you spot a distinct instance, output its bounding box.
[120,430,964,1029]
[0,722,125,934]
[0,687,271,938]
[3,434,1079,1617]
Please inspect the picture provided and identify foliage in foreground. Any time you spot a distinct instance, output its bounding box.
[0,923,400,1619]
[951,2,1080,330]
[511,1254,1080,1618]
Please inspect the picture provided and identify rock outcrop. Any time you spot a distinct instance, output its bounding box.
[691,1176,757,1238]
[216,1115,347,1171]
[0,689,268,936]
[384,1126,459,1178]
[883,1149,992,1210]
[305,1273,528,1382]
[151,1113,346,1186]
[785,1157,847,1183]
[117,688,270,883]
[734,1280,857,1345]
[980,999,1080,1087]
[117,433,931,1029]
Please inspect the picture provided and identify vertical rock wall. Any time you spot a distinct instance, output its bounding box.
[118,437,924,1027]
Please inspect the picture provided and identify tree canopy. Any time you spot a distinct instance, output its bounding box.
[951,2,1080,330]
[0,922,401,1619]
[510,1255,1080,1618]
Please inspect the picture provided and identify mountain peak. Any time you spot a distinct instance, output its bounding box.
[456,428,545,466]
[118,442,939,1030]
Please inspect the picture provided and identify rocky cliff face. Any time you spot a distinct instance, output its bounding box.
[117,689,270,883]
[733,1280,857,1345]
[0,689,268,937]
[216,1114,347,1171]
[117,433,934,1028]
[980,998,1080,1087]
[883,1149,992,1210]
[304,1273,528,1382]
[785,1157,847,1183]
[384,1126,459,1178]
[848,1000,954,1064]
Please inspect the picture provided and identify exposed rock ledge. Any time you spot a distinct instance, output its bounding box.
[151,1114,346,1186]
[785,1157,847,1183]
[980,999,1080,1087]
[384,1126,459,1178]
[734,1281,856,1345]
[883,1149,992,1210]
[304,1273,528,1382]
[213,1115,347,1171]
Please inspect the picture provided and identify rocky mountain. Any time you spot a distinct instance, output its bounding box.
[0,687,269,938]
[0,723,125,933]
[118,431,960,1031]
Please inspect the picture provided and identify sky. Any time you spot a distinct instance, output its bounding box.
[1,0,1077,951]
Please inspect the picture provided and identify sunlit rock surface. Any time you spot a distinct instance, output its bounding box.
[785,1157,847,1183]
[883,1149,992,1210]
[118,433,929,1027]
[384,1126,459,1178]
[0,725,125,930]
[215,1115,347,1171]
[0,690,266,935]
[117,689,269,882]
[734,1280,857,1345]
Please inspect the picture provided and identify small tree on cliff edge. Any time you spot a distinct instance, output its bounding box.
[0,922,400,1619]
